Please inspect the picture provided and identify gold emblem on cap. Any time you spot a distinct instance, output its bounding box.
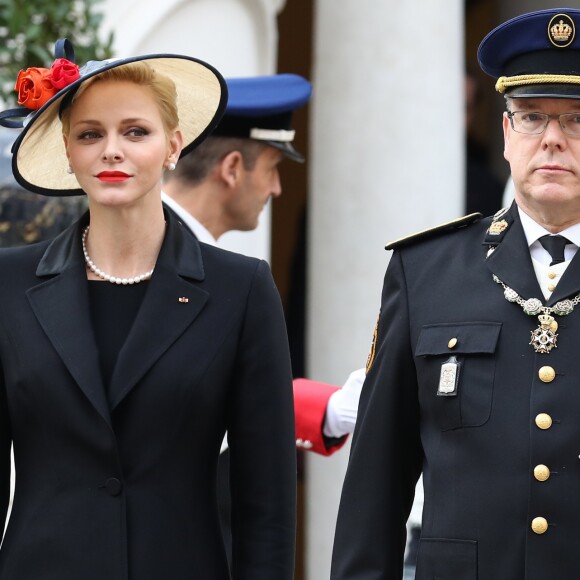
[548,14,575,48]
[488,219,508,235]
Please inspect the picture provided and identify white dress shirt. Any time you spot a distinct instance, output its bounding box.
[161,192,218,247]
[518,207,580,300]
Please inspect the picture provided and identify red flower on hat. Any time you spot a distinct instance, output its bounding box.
[15,67,56,110]
[50,58,80,90]
[14,58,80,111]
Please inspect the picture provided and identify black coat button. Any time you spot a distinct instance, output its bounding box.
[105,477,123,496]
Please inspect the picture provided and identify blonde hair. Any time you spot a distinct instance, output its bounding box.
[61,61,179,138]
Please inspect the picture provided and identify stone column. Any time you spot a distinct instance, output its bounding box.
[305,1,465,577]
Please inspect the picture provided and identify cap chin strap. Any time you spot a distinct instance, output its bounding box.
[249,128,295,142]
[496,73,580,93]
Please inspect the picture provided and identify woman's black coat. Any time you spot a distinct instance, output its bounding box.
[0,210,296,579]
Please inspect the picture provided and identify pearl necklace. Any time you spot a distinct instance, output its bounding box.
[82,225,154,285]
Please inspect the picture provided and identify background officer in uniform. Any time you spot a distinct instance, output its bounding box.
[163,74,364,456]
[331,8,580,579]
[162,74,365,563]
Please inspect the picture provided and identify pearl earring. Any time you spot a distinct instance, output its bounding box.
[66,165,74,175]
[167,162,176,171]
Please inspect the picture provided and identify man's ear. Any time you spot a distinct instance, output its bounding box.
[502,112,511,162]
[219,150,244,188]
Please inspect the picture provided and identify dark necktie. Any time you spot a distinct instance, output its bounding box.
[538,234,571,266]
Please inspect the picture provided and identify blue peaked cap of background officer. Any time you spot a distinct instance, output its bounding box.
[478,8,580,98]
[212,73,312,162]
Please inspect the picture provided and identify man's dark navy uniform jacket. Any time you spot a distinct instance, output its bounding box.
[332,202,580,579]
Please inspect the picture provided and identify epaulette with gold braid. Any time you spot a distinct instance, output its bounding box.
[385,212,483,251]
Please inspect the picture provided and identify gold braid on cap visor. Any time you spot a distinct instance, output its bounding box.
[495,73,580,93]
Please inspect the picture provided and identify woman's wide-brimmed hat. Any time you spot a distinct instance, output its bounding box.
[0,39,227,196]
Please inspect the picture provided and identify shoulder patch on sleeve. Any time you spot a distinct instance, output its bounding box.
[366,316,379,373]
[385,212,483,251]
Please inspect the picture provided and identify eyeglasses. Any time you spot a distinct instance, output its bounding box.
[507,111,580,136]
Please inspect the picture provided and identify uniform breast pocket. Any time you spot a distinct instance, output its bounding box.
[415,322,501,431]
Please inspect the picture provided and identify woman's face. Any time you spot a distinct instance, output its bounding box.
[63,79,182,209]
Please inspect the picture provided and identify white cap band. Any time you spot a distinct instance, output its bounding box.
[249,128,295,142]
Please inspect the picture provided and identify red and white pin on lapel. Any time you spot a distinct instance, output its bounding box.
[178,297,189,303]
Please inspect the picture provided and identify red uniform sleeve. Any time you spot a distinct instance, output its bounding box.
[292,379,348,456]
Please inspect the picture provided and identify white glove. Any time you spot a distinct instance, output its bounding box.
[322,367,365,438]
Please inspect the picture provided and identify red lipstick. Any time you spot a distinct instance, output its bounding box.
[97,171,130,182]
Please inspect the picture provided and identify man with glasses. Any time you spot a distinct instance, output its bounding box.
[331,8,580,580]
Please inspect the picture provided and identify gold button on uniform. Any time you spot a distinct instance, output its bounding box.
[534,464,550,481]
[538,366,556,383]
[548,271,557,279]
[535,413,553,430]
[531,517,549,534]
[448,338,458,349]
[547,283,556,292]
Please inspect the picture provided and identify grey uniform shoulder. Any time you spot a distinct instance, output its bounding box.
[385,212,483,250]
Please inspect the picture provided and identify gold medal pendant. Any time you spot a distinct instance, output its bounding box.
[530,314,558,354]
[493,274,580,355]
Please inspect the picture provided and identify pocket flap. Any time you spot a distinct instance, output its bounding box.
[416,537,477,579]
[416,322,501,356]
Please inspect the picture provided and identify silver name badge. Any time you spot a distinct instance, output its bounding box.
[437,356,460,397]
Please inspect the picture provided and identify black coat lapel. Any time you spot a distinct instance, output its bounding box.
[26,216,111,426]
[108,212,208,410]
[485,203,544,301]
[27,210,209,416]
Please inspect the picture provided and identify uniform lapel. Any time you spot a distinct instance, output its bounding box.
[26,216,111,426]
[485,203,544,301]
[108,211,208,410]
[546,248,580,306]
[486,202,580,306]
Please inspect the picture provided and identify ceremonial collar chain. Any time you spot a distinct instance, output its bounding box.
[493,274,580,353]
[82,225,154,285]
